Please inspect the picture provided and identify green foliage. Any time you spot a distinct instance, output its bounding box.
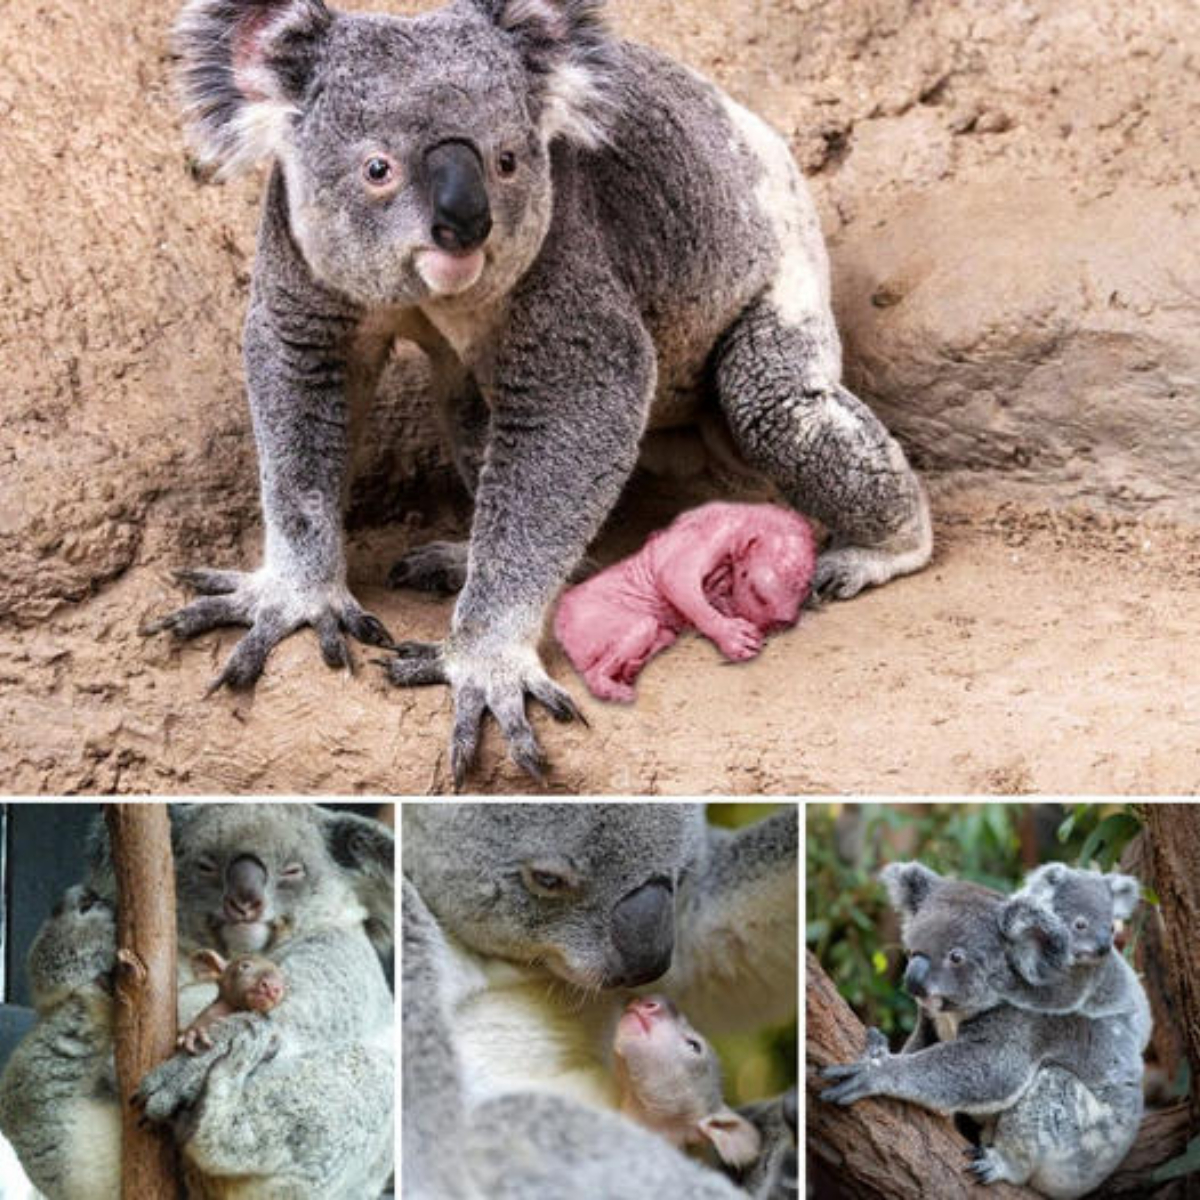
[807,803,1144,1038]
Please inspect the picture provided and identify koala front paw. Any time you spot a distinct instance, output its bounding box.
[712,617,764,661]
[381,639,582,786]
[136,1051,208,1122]
[818,1058,880,1106]
[966,1145,1011,1186]
[143,567,395,690]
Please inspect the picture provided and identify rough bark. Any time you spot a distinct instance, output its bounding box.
[1136,804,1200,1199]
[807,949,1192,1200]
[106,804,182,1200]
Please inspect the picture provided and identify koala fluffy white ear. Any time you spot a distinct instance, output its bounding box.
[479,0,618,147]
[880,862,943,919]
[174,0,334,178]
[1106,873,1142,920]
[1022,862,1066,903]
[695,1109,762,1169]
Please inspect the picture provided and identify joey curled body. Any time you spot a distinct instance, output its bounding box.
[555,502,815,703]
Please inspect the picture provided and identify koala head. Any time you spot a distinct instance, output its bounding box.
[27,885,116,1012]
[175,0,617,307]
[402,804,708,990]
[1012,864,1140,970]
[612,995,761,1167]
[881,862,1008,1017]
[730,525,814,633]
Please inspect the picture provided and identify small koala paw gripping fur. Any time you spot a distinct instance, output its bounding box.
[554,502,815,702]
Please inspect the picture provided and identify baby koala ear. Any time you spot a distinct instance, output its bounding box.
[1021,862,1066,904]
[696,1108,762,1169]
[476,0,618,148]
[174,0,334,177]
[1001,896,1068,985]
[190,949,229,982]
[1106,873,1142,920]
[879,862,943,920]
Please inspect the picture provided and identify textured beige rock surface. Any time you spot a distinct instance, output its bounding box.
[1,0,1197,793]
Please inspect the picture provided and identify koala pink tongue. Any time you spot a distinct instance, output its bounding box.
[416,248,485,296]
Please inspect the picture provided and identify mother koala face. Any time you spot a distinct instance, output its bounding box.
[174,0,617,307]
[402,804,708,990]
[881,862,1009,1018]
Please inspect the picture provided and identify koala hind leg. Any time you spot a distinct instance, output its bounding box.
[387,373,488,596]
[714,298,932,600]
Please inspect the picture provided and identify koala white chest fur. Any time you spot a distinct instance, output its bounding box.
[446,936,622,1111]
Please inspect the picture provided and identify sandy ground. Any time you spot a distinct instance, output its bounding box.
[4,483,1199,796]
[2,0,1198,795]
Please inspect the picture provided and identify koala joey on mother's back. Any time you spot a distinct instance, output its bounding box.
[147,0,933,785]
[0,886,120,1200]
[402,803,797,1199]
[821,862,1148,1199]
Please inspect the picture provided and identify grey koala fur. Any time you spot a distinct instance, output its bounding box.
[821,862,1149,1200]
[0,804,395,1200]
[402,802,797,1199]
[729,1089,797,1200]
[150,0,932,785]
[0,886,120,1200]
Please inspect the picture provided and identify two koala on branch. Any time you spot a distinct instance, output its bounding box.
[147,0,932,785]
[821,862,1150,1200]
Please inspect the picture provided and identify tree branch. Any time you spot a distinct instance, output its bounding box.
[106,804,182,1200]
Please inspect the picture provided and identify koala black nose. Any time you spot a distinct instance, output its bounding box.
[426,140,492,253]
[903,954,930,998]
[607,877,675,987]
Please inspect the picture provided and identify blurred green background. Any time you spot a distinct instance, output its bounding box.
[806,802,1144,1040]
[708,802,798,1105]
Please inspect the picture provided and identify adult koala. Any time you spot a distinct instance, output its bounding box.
[0,804,394,1200]
[821,863,1148,1199]
[403,803,798,1199]
[150,0,932,784]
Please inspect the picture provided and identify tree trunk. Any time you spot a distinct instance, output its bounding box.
[807,949,1191,1199]
[1135,804,1200,1199]
[106,804,182,1200]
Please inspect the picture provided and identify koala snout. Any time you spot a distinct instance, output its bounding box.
[903,954,931,998]
[426,140,493,253]
[225,855,267,923]
[607,877,675,987]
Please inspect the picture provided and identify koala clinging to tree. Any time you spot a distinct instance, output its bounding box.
[403,803,798,1199]
[821,862,1149,1200]
[148,0,932,784]
[0,805,395,1200]
[0,886,120,1200]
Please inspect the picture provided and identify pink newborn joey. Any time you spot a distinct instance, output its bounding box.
[554,501,815,703]
[612,995,761,1169]
[177,949,286,1055]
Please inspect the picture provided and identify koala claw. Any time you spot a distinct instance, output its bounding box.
[385,640,580,785]
[818,1058,877,1106]
[144,567,396,689]
[966,1146,1005,1184]
[387,540,469,594]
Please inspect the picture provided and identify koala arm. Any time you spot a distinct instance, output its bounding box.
[146,172,395,688]
[387,248,656,784]
[664,807,798,1035]
[820,1012,1039,1115]
[402,879,479,1200]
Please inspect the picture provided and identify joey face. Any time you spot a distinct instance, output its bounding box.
[403,804,707,990]
[731,536,811,632]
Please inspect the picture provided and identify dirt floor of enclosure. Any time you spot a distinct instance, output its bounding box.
[4,485,1199,796]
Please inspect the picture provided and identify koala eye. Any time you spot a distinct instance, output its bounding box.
[279,862,306,884]
[362,154,398,189]
[1073,917,1089,932]
[236,960,252,974]
[196,856,219,877]
[520,862,580,898]
[948,948,967,966]
[685,1037,703,1055]
[496,150,518,177]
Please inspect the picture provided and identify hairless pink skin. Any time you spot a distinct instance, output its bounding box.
[178,950,286,1056]
[554,502,815,703]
